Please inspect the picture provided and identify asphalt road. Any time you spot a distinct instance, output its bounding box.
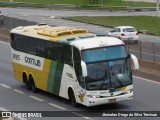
[1,7,159,17]
[0,40,160,120]
[0,7,160,43]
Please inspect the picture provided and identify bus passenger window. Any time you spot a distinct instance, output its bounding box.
[36,39,44,57]
[28,38,36,55]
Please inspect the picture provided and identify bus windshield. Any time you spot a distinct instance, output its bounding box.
[82,45,132,90]
[82,45,127,63]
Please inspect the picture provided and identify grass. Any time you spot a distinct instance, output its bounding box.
[65,16,160,35]
[0,0,156,7]
[0,0,83,4]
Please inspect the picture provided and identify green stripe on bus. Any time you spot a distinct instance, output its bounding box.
[47,61,57,93]
[52,62,64,95]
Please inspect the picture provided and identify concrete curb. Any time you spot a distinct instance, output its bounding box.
[132,59,160,82]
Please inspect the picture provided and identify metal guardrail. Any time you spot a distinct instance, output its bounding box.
[127,42,160,63]
[0,16,37,30]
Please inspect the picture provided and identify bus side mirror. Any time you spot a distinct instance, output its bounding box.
[81,61,87,77]
[130,54,139,70]
[127,54,131,59]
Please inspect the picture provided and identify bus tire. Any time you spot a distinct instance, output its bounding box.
[68,89,78,107]
[29,76,38,93]
[23,73,31,90]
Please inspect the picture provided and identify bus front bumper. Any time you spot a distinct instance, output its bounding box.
[86,92,133,107]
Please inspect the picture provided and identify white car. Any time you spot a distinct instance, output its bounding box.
[108,26,139,43]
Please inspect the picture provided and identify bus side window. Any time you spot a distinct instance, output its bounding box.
[11,34,28,53]
[64,45,72,66]
[44,41,55,60]
[36,39,45,57]
[28,38,36,55]
[10,34,15,49]
[20,36,28,53]
[55,44,64,62]
[15,35,22,51]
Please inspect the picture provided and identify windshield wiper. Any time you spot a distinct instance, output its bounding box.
[112,71,125,87]
[99,67,109,90]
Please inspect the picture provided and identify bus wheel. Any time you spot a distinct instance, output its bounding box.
[29,77,37,93]
[24,79,31,90]
[68,89,78,107]
[23,75,31,90]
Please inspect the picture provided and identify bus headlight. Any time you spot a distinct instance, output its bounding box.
[124,89,133,94]
[87,95,100,98]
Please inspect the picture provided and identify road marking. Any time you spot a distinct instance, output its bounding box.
[15,117,28,120]
[13,89,25,94]
[133,76,160,85]
[71,112,92,120]
[29,95,44,102]
[50,16,55,18]
[0,84,11,89]
[0,40,10,45]
[23,14,28,16]
[0,107,8,111]
[48,103,66,110]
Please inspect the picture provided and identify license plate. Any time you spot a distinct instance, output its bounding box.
[108,98,116,103]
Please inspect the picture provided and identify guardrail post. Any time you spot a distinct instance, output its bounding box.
[13,17,16,29]
[153,43,156,62]
[140,41,142,60]
[6,16,9,30]
[127,44,130,53]
[0,15,4,26]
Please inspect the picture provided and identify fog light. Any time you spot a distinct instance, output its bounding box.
[87,95,100,98]
[124,89,133,94]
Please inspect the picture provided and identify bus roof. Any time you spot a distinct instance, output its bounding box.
[11,25,124,50]
[11,25,88,40]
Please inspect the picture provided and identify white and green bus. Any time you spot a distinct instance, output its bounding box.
[10,25,139,107]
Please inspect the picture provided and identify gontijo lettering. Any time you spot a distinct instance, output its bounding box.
[25,57,41,67]
[13,54,20,60]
